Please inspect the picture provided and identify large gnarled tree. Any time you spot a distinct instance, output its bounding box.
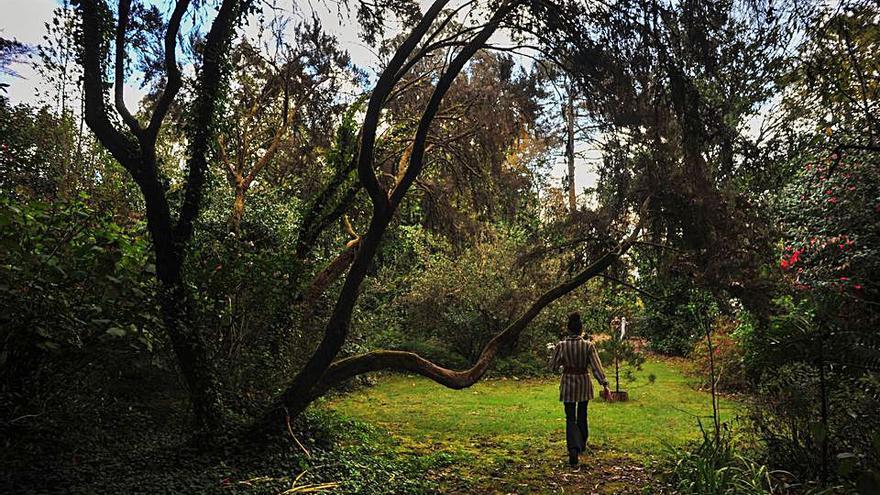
[256,0,652,430]
[76,0,650,438]
[76,0,250,432]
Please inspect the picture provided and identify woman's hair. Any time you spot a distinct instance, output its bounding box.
[567,312,583,335]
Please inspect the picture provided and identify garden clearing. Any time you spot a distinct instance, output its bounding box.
[326,358,741,494]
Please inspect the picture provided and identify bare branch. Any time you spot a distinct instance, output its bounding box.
[114,0,142,134]
[357,0,454,208]
[78,0,138,169]
[147,0,192,139]
[598,274,659,300]
[244,118,290,186]
[217,135,240,186]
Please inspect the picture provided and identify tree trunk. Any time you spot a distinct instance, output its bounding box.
[615,357,620,393]
[229,185,246,234]
[76,0,240,440]
[159,282,224,435]
[566,84,576,212]
[137,153,224,434]
[704,315,721,444]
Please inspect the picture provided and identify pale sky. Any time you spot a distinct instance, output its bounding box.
[0,0,598,196]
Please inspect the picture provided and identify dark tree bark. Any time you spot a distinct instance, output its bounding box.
[80,0,651,443]
[253,0,650,431]
[76,0,248,435]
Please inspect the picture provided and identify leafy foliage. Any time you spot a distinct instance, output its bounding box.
[0,195,157,393]
[662,425,793,495]
[596,325,652,393]
[689,317,748,393]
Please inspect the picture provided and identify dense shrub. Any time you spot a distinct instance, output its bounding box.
[0,196,159,400]
[1,401,447,494]
[742,298,880,491]
[636,275,702,356]
[400,232,543,363]
[185,189,314,411]
[689,317,749,393]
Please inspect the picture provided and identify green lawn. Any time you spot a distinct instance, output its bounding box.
[325,359,742,494]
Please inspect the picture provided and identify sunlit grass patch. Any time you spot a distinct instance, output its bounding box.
[328,359,740,454]
[326,359,742,493]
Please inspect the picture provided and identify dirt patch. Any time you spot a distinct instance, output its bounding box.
[544,449,658,494]
[415,440,660,494]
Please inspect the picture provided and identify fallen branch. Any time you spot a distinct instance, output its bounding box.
[285,410,312,459]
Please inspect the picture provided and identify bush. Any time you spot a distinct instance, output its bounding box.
[690,317,748,393]
[0,195,159,400]
[749,362,880,490]
[490,351,550,378]
[741,298,880,489]
[637,275,702,356]
[400,233,540,364]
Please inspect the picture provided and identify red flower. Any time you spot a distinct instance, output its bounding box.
[780,248,804,271]
[854,284,864,290]
[839,276,849,281]
[828,197,838,204]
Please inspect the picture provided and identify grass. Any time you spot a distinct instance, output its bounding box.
[325,358,742,494]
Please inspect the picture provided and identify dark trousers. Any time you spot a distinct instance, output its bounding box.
[564,401,589,453]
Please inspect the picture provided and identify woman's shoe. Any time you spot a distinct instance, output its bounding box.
[568,449,579,467]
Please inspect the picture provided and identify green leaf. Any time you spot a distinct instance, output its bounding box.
[106,327,126,337]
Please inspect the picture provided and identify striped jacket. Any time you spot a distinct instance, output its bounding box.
[549,335,609,402]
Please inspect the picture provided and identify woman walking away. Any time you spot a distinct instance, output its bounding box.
[549,312,610,467]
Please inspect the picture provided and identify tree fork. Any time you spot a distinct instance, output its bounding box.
[76,0,248,435]
[253,0,521,432]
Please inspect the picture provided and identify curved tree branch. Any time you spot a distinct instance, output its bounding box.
[146,0,191,140]
[79,0,138,169]
[114,0,142,135]
[309,197,650,398]
[356,0,453,208]
[598,274,659,301]
[257,0,527,431]
[389,0,522,208]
